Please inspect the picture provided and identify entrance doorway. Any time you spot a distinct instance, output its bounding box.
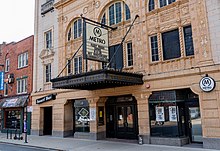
[186,98,202,143]
[43,107,52,135]
[106,96,138,139]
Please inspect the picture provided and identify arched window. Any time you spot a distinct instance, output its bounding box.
[159,0,176,8]
[101,1,131,26]
[73,19,82,39]
[149,0,155,11]
[67,18,82,41]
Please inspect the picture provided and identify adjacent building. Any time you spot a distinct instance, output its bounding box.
[32,0,220,150]
[0,36,34,135]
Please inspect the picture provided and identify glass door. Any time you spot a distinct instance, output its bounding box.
[116,105,136,139]
[186,98,202,143]
[189,107,202,142]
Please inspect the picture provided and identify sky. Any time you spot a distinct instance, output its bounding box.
[0,1,35,44]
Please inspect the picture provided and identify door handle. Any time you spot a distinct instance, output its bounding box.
[124,122,128,127]
[189,122,192,128]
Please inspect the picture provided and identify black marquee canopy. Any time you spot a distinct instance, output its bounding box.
[51,69,143,90]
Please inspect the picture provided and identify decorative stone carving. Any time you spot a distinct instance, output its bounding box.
[39,48,55,60]
[83,0,100,14]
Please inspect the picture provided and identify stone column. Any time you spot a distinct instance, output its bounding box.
[133,91,152,144]
[88,97,99,140]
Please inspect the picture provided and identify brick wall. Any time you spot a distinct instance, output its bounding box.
[0,36,34,106]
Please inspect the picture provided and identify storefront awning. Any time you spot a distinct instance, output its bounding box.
[0,95,29,108]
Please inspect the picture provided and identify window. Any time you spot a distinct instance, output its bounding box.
[67,28,72,41]
[101,2,131,26]
[17,78,27,94]
[101,13,106,25]
[67,59,72,75]
[5,59,9,72]
[18,52,28,68]
[45,64,51,82]
[74,19,82,39]
[183,25,194,56]
[159,0,176,7]
[74,100,90,132]
[74,56,82,74]
[125,4,131,20]
[162,29,180,60]
[149,0,155,11]
[127,42,133,66]
[5,110,21,129]
[150,35,159,62]
[45,30,52,49]
[109,44,123,70]
[4,83,8,96]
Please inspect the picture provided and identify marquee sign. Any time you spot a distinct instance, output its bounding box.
[0,72,4,90]
[199,75,216,92]
[83,22,109,62]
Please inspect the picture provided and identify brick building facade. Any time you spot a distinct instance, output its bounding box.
[0,35,34,134]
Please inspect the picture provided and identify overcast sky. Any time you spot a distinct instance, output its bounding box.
[0,1,35,44]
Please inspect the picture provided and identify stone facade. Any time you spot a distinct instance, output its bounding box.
[32,0,220,149]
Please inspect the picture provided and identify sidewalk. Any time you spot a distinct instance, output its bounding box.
[0,133,218,151]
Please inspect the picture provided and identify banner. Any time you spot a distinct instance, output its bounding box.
[83,21,109,62]
[169,106,177,121]
[0,72,4,90]
[156,106,165,122]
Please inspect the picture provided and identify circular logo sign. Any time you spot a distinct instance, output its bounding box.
[199,76,216,92]
[93,27,102,37]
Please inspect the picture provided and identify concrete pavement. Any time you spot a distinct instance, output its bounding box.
[0,133,218,151]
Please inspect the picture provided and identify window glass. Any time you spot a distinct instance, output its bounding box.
[109,4,115,25]
[74,56,82,74]
[103,2,130,26]
[18,52,28,68]
[5,59,9,72]
[127,42,133,66]
[4,83,8,96]
[74,100,90,132]
[149,0,155,11]
[17,78,27,94]
[159,0,175,7]
[101,13,106,25]
[67,59,72,75]
[184,25,194,56]
[73,19,82,39]
[115,2,122,24]
[67,28,72,41]
[125,4,131,20]
[150,103,179,137]
[45,64,51,82]
[162,29,180,60]
[45,30,52,48]
[150,35,159,61]
[109,44,123,70]
[5,110,21,129]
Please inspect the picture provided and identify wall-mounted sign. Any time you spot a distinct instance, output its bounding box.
[199,75,216,92]
[36,94,56,104]
[0,72,4,90]
[83,21,109,62]
[156,106,165,122]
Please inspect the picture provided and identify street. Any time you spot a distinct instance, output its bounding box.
[0,142,56,151]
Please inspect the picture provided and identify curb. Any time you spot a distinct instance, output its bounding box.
[0,141,65,151]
